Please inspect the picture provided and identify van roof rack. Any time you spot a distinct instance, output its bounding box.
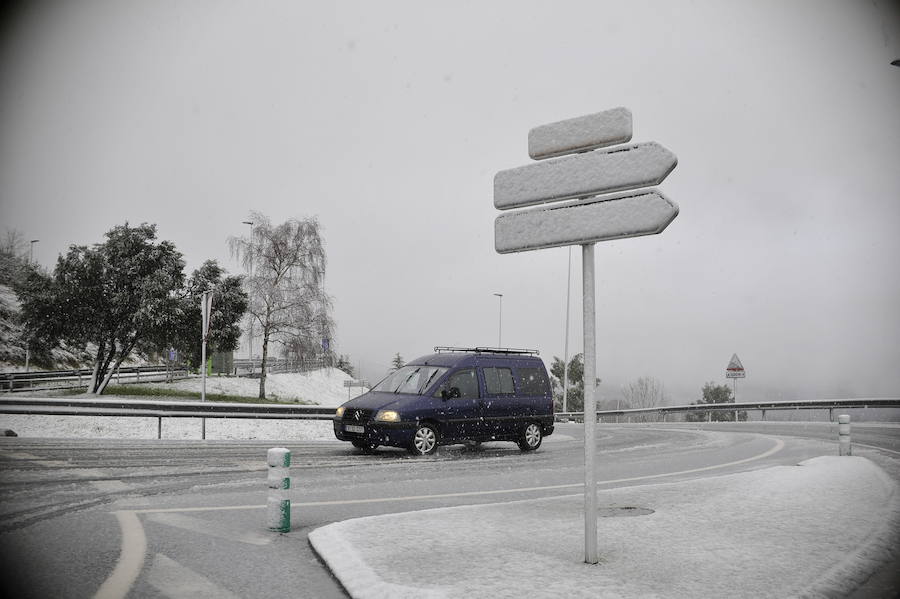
[433,346,540,356]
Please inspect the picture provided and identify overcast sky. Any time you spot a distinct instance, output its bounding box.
[2,0,899,403]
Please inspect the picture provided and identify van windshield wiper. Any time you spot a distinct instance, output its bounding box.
[394,368,420,393]
[419,369,441,394]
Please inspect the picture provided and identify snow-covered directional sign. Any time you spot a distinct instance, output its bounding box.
[726,354,746,378]
[493,111,679,252]
[494,141,677,211]
[495,189,678,254]
[491,108,680,566]
[527,106,633,160]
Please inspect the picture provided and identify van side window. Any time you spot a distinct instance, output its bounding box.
[435,368,480,399]
[518,367,550,395]
[483,367,515,395]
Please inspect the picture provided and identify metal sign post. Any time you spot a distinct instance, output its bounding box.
[581,243,598,562]
[492,107,679,565]
[201,289,214,440]
[726,353,745,422]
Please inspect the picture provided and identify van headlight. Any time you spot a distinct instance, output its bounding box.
[335,407,345,418]
[375,410,400,422]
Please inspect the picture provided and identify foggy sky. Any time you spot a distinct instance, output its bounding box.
[2,0,899,403]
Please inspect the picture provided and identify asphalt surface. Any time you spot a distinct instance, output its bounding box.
[0,422,897,598]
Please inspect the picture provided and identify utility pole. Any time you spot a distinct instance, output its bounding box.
[493,293,503,347]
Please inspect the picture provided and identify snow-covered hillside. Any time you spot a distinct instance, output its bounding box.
[0,368,368,440]
[146,367,366,407]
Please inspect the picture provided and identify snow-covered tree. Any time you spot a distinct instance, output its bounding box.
[21,223,185,394]
[153,260,248,370]
[229,213,331,399]
[19,224,247,393]
[335,354,355,378]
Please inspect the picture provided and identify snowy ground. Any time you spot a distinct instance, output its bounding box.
[0,367,363,440]
[309,456,900,599]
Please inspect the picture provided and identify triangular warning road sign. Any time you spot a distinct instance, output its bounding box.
[726,353,744,371]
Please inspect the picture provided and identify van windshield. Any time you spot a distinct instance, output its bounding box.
[372,365,448,395]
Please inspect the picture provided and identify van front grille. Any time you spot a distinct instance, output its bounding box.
[342,408,374,423]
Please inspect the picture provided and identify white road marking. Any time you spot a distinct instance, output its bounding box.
[855,442,900,457]
[146,553,241,599]
[93,511,147,599]
[147,512,271,546]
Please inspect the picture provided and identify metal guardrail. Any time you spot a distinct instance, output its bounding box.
[2,367,189,393]
[233,358,328,376]
[0,397,336,419]
[556,398,900,422]
[0,397,336,440]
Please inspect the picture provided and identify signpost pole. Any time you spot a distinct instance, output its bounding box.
[582,243,598,564]
[733,378,737,423]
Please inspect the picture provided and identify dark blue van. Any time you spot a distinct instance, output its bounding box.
[333,347,554,455]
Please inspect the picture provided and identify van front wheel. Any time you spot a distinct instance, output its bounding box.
[518,423,543,451]
[409,423,439,456]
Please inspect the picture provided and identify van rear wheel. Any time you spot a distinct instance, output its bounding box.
[518,423,542,451]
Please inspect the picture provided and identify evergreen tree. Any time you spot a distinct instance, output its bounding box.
[391,353,405,371]
[686,382,746,422]
[19,223,247,394]
[21,223,185,394]
[550,353,583,411]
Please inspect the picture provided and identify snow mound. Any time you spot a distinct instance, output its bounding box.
[310,456,900,599]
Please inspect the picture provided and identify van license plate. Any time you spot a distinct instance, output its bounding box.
[345,425,364,434]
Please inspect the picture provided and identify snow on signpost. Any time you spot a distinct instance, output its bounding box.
[493,107,679,565]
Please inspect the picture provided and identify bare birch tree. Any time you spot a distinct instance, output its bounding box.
[622,376,666,422]
[229,212,331,399]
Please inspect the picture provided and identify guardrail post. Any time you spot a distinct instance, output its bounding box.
[267,448,291,532]
[761,409,766,421]
[838,415,851,456]
[157,417,162,440]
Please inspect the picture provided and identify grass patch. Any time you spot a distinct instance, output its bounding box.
[62,385,312,405]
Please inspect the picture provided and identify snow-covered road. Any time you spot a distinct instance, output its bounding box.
[2,424,898,598]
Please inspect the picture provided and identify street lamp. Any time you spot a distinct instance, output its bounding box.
[242,221,254,371]
[24,240,39,373]
[493,293,503,347]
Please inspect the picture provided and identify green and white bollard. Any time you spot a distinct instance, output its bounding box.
[267,447,291,532]
[838,415,851,456]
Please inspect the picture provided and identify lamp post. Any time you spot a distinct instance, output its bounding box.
[493,293,503,347]
[24,240,39,373]
[242,221,254,372]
